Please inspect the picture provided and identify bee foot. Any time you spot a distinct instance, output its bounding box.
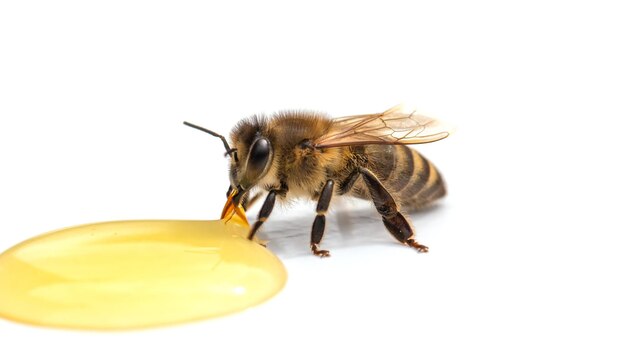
[406,239,429,253]
[311,245,331,258]
[255,240,269,247]
[314,250,331,257]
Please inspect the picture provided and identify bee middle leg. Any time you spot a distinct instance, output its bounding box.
[356,167,429,253]
[310,179,335,257]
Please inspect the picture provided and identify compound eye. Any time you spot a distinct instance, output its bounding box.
[246,137,271,180]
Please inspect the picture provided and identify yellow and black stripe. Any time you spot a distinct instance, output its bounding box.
[354,144,446,210]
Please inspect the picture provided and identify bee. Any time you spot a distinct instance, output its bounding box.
[184,105,449,257]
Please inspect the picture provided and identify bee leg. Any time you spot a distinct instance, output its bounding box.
[338,168,360,195]
[242,191,263,211]
[247,189,277,240]
[311,180,334,257]
[359,168,429,253]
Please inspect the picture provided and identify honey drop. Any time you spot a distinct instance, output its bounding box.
[0,217,286,330]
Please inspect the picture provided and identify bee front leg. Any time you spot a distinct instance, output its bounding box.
[242,191,263,211]
[359,167,429,253]
[311,179,334,257]
[248,189,278,241]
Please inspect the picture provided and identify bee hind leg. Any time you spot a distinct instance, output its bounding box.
[310,180,335,257]
[359,167,429,253]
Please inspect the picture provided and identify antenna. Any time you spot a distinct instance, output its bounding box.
[183,122,238,161]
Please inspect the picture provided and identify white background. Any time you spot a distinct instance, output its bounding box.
[1,1,625,360]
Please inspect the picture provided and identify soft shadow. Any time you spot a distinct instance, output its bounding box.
[258,203,447,259]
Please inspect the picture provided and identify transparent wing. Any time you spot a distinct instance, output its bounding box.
[314,105,450,148]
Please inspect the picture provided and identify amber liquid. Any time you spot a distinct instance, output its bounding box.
[0,218,286,330]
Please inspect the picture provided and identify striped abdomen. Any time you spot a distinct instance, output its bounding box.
[351,144,446,211]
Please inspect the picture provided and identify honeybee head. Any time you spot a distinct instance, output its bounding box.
[183,118,274,208]
[227,117,275,205]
